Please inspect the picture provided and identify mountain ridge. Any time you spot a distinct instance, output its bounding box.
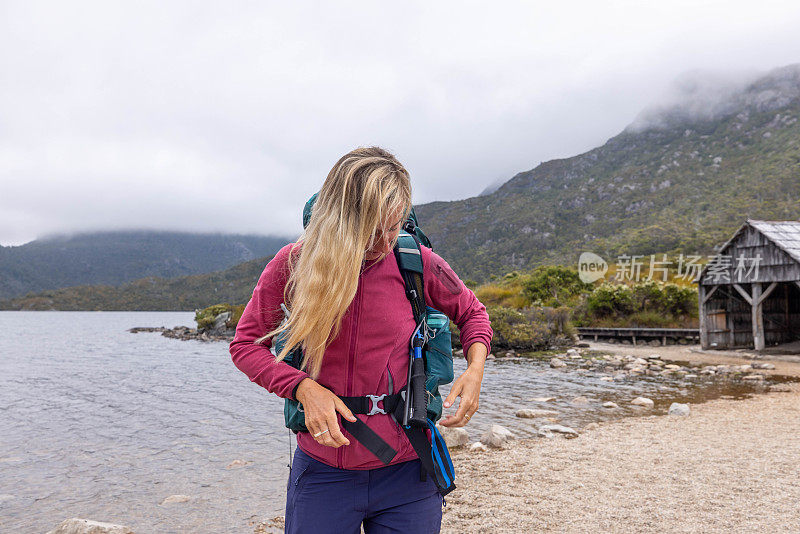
[0,252,274,311]
[415,63,800,281]
[0,230,291,300]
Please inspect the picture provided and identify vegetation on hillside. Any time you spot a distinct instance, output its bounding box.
[415,65,800,282]
[0,230,289,301]
[0,254,274,311]
[573,281,698,328]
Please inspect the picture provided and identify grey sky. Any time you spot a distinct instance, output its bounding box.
[2,1,800,246]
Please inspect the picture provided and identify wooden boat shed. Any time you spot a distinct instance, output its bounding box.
[698,219,800,350]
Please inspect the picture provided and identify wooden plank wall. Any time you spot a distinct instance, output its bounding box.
[700,225,800,285]
[703,282,800,348]
[700,223,800,349]
[764,282,800,346]
[704,285,752,349]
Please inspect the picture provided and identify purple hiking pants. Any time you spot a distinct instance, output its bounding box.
[285,447,443,533]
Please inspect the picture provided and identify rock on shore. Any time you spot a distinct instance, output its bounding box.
[668,403,690,416]
[128,325,232,342]
[438,426,470,448]
[515,408,559,418]
[480,424,514,448]
[537,424,579,439]
[46,518,133,534]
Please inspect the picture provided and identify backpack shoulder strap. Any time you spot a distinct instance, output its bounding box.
[393,231,426,324]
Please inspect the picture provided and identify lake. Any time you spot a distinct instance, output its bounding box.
[0,311,782,533]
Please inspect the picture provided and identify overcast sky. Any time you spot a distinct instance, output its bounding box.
[2,1,800,246]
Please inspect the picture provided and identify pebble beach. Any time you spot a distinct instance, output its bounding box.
[441,343,800,533]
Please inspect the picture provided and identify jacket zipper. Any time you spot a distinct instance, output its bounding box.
[338,279,363,469]
[387,364,404,443]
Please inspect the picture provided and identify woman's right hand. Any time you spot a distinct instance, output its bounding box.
[295,378,357,448]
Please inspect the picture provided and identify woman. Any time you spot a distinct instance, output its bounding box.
[230,146,492,533]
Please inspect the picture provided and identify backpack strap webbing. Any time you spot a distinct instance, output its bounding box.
[392,233,456,495]
[338,393,404,465]
[340,418,397,465]
[393,232,425,325]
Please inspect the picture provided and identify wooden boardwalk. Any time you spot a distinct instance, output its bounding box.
[577,327,700,345]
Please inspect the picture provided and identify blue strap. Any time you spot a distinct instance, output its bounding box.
[427,419,455,490]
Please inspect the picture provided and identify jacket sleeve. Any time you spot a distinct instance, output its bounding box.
[421,246,492,358]
[229,244,310,400]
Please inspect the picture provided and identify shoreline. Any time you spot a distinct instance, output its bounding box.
[441,343,800,533]
[586,340,800,377]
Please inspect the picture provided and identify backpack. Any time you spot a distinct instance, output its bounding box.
[275,196,454,429]
[272,195,457,495]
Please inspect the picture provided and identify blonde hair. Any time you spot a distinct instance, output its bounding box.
[256,146,412,379]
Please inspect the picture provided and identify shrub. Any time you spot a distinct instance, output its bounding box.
[586,283,633,317]
[578,280,698,327]
[486,305,573,351]
[660,283,697,315]
[631,280,663,311]
[195,303,243,331]
[521,265,593,307]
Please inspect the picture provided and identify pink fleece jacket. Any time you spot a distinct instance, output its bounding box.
[229,242,492,470]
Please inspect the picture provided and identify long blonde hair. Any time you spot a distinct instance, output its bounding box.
[256,146,412,379]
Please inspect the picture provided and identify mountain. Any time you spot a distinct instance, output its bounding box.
[0,253,273,311]
[0,230,290,300]
[5,65,800,307]
[415,64,800,281]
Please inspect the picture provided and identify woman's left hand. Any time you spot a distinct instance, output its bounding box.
[439,365,483,427]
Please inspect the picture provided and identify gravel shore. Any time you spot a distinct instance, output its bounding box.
[442,346,800,533]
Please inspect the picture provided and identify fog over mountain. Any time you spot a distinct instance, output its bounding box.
[415,64,800,281]
[629,66,800,132]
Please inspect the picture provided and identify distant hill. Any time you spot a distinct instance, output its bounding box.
[0,230,290,300]
[6,65,800,309]
[416,64,800,281]
[0,253,274,311]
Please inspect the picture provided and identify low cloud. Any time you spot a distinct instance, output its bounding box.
[3,1,800,245]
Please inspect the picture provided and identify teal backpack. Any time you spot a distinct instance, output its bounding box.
[273,195,457,495]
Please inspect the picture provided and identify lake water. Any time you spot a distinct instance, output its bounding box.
[0,312,785,533]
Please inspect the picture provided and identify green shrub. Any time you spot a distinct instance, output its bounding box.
[195,303,242,331]
[486,305,572,351]
[228,304,246,328]
[631,280,663,311]
[586,283,634,317]
[577,280,698,327]
[521,265,593,307]
[660,283,697,315]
